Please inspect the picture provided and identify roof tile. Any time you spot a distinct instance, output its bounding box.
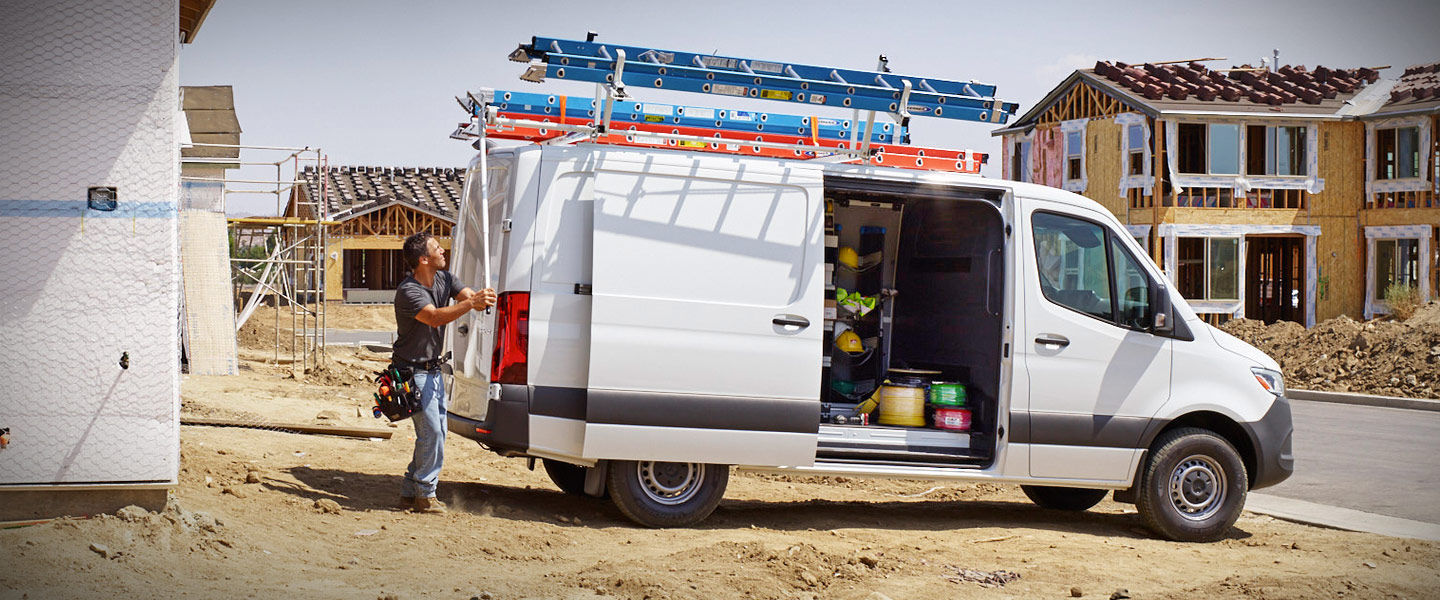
[1092,60,1379,108]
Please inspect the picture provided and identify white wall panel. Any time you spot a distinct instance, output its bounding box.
[0,0,180,484]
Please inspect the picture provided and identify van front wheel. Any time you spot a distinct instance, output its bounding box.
[1021,485,1109,511]
[1137,428,1248,542]
[607,460,729,528]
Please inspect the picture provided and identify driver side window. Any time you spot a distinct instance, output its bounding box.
[1033,213,1113,321]
[1032,212,1153,328]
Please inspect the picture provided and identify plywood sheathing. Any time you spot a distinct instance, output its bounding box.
[1084,118,1125,216]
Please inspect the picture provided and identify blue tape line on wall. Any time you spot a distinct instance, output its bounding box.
[0,200,177,218]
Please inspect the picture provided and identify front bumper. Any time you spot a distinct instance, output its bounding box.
[1241,394,1294,490]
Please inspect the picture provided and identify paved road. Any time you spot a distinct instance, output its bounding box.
[1263,399,1440,524]
[319,329,393,347]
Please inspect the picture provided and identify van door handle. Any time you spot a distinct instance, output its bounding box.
[772,315,810,329]
[1035,334,1069,347]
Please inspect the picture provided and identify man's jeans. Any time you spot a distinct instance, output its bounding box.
[401,370,446,499]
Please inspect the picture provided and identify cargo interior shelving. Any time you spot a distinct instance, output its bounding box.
[817,177,1006,468]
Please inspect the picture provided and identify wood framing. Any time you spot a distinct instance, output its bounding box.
[330,204,453,239]
[1035,80,1133,127]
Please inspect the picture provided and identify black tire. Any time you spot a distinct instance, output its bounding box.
[542,458,588,496]
[607,460,728,528]
[1021,485,1109,511]
[1136,427,1248,542]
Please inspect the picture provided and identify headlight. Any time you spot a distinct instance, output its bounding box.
[1251,367,1286,399]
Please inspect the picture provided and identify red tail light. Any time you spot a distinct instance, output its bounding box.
[491,291,529,384]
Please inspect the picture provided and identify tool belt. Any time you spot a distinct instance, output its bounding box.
[395,351,451,372]
[371,365,422,422]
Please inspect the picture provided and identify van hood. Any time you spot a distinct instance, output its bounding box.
[1203,322,1281,371]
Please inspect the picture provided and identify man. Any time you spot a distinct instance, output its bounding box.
[393,232,496,513]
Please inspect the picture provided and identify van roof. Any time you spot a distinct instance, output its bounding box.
[498,143,1108,217]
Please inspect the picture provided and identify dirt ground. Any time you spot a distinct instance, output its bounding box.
[3,307,1440,599]
[1221,303,1440,399]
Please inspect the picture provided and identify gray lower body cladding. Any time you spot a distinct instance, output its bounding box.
[449,385,821,456]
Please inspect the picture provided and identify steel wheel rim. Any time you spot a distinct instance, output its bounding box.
[1169,454,1226,521]
[637,461,704,506]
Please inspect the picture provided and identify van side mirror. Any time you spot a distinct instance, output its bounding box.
[1151,281,1174,335]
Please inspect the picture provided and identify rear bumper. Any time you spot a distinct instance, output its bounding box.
[1242,395,1294,490]
[447,384,530,456]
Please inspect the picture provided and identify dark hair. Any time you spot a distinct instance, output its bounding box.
[402,233,433,269]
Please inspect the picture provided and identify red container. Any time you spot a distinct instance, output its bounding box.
[933,407,971,432]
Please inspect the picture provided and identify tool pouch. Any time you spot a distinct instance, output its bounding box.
[372,365,422,422]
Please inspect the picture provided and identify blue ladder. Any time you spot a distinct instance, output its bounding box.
[511,36,1018,125]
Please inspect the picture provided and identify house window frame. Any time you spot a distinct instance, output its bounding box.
[1006,132,1034,184]
[1175,236,1240,302]
[1364,225,1434,318]
[1365,116,1433,203]
[1246,124,1309,178]
[1176,122,1241,176]
[1116,113,1153,198]
[1060,118,1087,192]
[1165,119,1326,204]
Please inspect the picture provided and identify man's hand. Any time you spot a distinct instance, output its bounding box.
[471,288,498,311]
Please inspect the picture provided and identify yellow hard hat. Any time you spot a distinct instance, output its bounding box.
[837,246,859,269]
[835,329,864,354]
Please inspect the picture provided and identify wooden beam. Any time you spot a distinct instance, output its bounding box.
[182,416,394,440]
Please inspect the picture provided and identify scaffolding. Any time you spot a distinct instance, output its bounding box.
[183,143,331,376]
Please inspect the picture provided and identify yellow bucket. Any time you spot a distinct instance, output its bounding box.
[878,383,926,427]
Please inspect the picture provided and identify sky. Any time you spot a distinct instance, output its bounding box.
[179,0,1440,217]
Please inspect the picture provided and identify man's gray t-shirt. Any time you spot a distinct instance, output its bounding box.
[393,270,466,365]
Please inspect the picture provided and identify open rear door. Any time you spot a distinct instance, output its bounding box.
[446,151,509,418]
[582,155,823,467]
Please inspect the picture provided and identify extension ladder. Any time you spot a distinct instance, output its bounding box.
[511,36,1018,125]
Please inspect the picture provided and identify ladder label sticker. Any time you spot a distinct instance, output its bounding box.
[818,118,841,126]
[809,94,827,104]
[644,115,665,123]
[711,84,748,97]
[760,89,793,101]
[678,140,708,148]
[686,107,716,120]
[750,61,784,74]
[700,56,739,69]
[642,103,674,116]
[728,111,754,122]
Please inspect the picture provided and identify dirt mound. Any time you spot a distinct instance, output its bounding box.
[1221,303,1440,398]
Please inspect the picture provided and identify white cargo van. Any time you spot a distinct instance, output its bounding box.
[444,144,1293,542]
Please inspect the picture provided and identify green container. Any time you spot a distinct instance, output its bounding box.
[928,383,966,407]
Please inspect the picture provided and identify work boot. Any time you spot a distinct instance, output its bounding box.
[412,496,447,513]
[398,496,416,510]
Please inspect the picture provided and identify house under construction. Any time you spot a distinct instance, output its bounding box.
[993,57,1438,326]
[286,166,464,304]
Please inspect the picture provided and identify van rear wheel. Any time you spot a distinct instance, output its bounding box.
[1136,427,1248,542]
[541,458,588,496]
[1021,485,1109,511]
[607,460,728,528]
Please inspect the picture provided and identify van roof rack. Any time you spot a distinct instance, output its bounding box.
[452,34,1018,174]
